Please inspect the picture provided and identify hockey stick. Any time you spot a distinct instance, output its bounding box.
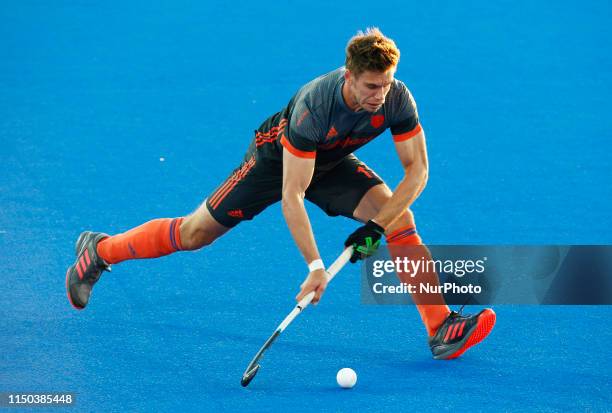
[240,247,353,387]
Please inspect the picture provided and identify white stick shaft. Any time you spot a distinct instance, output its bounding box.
[277,247,353,332]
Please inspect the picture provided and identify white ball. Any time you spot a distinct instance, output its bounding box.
[336,367,357,388]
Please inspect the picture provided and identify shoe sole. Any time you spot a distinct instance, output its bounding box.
[65,266,84,310]
[66,232,88,310]
[443,309,496,360]
[66,231,109,311]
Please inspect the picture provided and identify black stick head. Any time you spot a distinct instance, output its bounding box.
[240,364,260,387]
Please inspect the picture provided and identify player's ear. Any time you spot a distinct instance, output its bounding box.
[344,69,352,84]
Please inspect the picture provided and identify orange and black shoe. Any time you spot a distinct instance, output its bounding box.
[65,231,111,310]
[429,307,496,360]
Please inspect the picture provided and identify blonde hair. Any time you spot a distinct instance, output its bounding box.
[345,27,400,76]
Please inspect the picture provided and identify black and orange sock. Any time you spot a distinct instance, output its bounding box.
[386,225,450,336]
[96,217,184,264]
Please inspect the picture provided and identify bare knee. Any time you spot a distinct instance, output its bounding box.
[353,184,392,222]
[179,205,230,250]
[180,222,211,250]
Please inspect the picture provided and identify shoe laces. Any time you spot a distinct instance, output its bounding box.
[449,303,468,320]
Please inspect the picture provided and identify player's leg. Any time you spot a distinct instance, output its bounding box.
[352,180,496,359]
[351,182,451,334]
[307,155,495,358]
[66,154,282,310]
[66,211,227,310]
[92,199,232,263]
[179,201,231,249]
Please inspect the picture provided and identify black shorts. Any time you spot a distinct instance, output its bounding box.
[205,153,384,228]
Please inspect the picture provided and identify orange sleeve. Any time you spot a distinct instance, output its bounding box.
[392,123,422,143]
[280,134,316,159]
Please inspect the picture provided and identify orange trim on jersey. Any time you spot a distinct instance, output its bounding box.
[392,123,422,142]
[280,134,316,159]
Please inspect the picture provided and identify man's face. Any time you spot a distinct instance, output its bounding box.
[345,68,396,113]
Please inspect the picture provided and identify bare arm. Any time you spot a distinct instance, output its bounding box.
[281,148,320,263]
[281,148,328,304]
[373,130,429,229]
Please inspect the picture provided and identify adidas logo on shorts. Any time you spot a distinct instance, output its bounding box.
[228,209,244,218]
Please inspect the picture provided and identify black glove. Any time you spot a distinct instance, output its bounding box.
[344,220,385,263]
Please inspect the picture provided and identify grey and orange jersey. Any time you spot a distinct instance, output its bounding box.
[251,67,422,168]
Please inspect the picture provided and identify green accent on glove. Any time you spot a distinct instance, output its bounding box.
[355,236,381,256]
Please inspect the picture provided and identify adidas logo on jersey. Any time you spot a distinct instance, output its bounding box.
[326,125,338,140]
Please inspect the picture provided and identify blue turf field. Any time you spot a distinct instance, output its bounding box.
[1,1,611,411]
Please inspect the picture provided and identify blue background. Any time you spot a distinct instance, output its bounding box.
[1,1,611,411]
